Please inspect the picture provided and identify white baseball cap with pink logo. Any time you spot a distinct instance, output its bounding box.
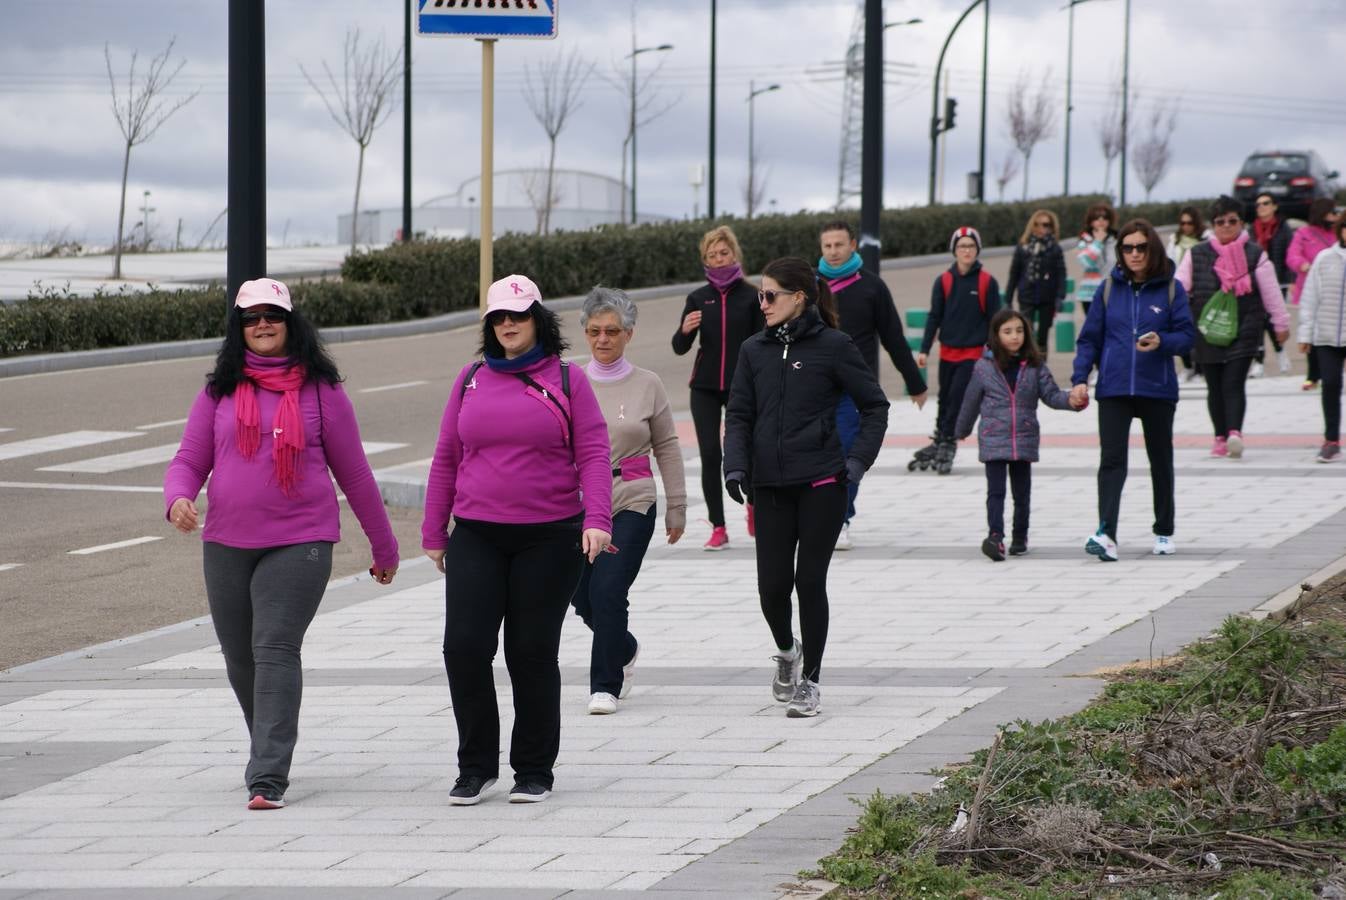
[483,274,542,318]
[234,278,293,311]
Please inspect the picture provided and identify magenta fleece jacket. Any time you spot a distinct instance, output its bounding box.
[163,373,399,569]
[421,356,613,549]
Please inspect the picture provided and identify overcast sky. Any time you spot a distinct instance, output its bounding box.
[2,0,1343,248]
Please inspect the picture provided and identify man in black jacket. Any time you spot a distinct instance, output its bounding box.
[818,221,928,548]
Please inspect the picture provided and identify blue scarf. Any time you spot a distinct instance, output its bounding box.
[483,343,547,372]
[818,251,863,280]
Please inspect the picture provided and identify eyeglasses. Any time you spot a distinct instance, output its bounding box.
[486,308,533,327]
[1120,242,1149,256]
[1212,216,1242,227]
[1034,220,1054,229]
[240,310,287,327]
[954,241,979,251]
[1179,219,1195,227]
[1255,199,1275,207]
[757,289,798,305]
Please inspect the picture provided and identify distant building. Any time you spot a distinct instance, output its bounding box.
[336,168,671,243]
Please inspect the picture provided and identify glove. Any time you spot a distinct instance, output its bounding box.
[845,458,866,485]
[725,471,747,505]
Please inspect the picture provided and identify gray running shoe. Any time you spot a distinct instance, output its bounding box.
[771,639,802,702]
[786,679,821,718]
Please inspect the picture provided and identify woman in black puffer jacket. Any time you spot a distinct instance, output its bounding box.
[1006,209,1067,358]
[723,257,888,720]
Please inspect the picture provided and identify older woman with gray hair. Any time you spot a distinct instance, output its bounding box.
[571,287,688,715]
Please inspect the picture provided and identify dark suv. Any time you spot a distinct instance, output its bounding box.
[1233,150,1339,220]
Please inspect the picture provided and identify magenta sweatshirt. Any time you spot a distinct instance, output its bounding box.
[163,358,399,569]
[421,356,613,549]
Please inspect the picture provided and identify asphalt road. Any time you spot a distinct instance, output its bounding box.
[0,249,1091,671]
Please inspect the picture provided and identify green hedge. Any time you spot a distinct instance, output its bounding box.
[2,195,1209,358]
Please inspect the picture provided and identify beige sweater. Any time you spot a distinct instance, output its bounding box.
[588,365,688,533]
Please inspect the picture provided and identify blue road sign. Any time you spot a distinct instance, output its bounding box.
[417,0,557,40]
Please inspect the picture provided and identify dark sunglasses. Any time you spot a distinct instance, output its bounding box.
[1212,216,1242,227]
[757,288,798,305]
[486,308,533,327]
[1255,199,1275,207]
[1179,219,1195,226]
[1034,220,1054,229]
[240,310,287,326]
[1120,242,1149,255]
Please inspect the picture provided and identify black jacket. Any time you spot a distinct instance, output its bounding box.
[1006,238,1067,308]
[920,261,1002,354]
[724,308,890,488]
[834,269,928,395]
[671,279,765,392]
[1250,220,1295,286]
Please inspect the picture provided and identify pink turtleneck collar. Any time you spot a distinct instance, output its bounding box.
[585,356,634,382]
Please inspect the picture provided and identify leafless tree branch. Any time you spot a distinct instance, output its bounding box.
[1097,77,1139,198]
[1133,99,1179,200]
[523,49,593,234]
[1005,68,1057,201]
[995,151,1022,202]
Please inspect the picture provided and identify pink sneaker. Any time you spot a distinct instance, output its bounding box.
[1226,430,1244,459]
[746,504,756,538]
[703,526,730,551]
[1210,437,1228,458]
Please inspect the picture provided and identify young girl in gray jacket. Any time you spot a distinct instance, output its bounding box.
[955,308,1083,560]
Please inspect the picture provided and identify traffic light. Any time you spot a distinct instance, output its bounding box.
[944,97,958,133]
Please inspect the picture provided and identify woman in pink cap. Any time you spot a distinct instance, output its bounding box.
[164,277,399,811]
[422,274,613,806]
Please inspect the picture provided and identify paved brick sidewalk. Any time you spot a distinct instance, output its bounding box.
[2,374,1344,899]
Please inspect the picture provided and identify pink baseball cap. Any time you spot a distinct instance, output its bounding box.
[483,274,542,318]
[234,277,293,311]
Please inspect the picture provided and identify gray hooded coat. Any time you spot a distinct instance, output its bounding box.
[955,351,1074,462]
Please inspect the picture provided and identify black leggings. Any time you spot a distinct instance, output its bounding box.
[1202,356,1254,436]
[985,460,1032,540]
[690,388,731,526]
[936,358,979,439]
[1022,304,1056,358]
[753,482,847,684]
[1316,345,1346,442]
[1096,397,1175,540]
[442,515,585,789]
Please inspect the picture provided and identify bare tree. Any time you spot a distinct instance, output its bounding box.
[1096,80,1138,199]
[994,151,1022,202]
[1132,100,1178,200]
[301,29,402,255]
[742,160,769,219]
[1005,69,1057,201]
[520,167,563,235]
[523,49,593,235]
[104,38,198,278]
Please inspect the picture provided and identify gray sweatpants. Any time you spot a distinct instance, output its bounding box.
[203,541,332,795]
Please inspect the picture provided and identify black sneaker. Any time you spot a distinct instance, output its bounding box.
[508,780,551,803]
[1008,537,1028,556]
[247,787,285,810]
[981,533,1005,562]
[448,775,496,806]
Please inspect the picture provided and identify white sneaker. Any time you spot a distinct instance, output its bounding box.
[1152,535,1176,556]
[834,523,852,551]
[1085,529,1119,562]
[587,692,618,715]
[1226,430,1244,459]
[1249,360,1264,379]
[771,639,803,702]
[619,640,639,700]
[1276,348,1291,374]
[786,679,821,718]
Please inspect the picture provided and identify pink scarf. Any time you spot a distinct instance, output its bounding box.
[704,263,743,290]
[236,363,308,496]
[1212,230,1253,295]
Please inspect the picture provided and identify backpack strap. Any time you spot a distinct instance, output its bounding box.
[458,360,485,404]
[976,270,991,315]
[512,360,574,443]
[940,270,953,301]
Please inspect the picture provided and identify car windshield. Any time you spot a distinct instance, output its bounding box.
[1242,155,1308,176]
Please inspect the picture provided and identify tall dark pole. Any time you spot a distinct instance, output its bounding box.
[747,80,756,219]
[402,0,412,243]
[708,0,716,220]
[927,0,982,206]
[1063,0,1075,196]
[228,0,265,304]
[976,0,989,204]
[1119,0,1131,208]
[630,48,638,225]
[859,0,882,273]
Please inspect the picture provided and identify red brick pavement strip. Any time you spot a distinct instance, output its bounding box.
[670,419,1322,450]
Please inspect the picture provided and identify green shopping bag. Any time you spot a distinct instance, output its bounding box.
[1197,289,1238,346]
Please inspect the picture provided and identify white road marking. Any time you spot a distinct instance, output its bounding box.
[0,481,161,493]
[361,442,408,456]
[0,428,12,434]
[136,417,188,430]
[0,430,142,462]
[358,380,428,394]
[0,563,22,572]
[68,536,163,556]
[38,443,180,474]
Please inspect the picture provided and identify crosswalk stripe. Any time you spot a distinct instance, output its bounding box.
[358,381,428,394]
[136,418,188,431]
[0,431,142,462]
[38,443,180,474]
[69,536,163,556]
[362,442,409,456]
[0,563,22,572]
[0,481,161,493]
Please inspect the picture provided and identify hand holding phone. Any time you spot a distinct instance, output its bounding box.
[1136,331,1159,351]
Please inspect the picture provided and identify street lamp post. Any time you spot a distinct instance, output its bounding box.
[627,42,673,225]
[1061,0,1107,197]
[927,0,989,206]
[1119,0,1131,207]
[746,80,780,219]
[708,0,716,220]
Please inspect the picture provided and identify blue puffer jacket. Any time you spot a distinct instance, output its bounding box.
[1071,265,1197,402]
[955,351,1075,462]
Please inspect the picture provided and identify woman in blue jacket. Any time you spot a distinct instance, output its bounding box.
[1071,219,1197,562]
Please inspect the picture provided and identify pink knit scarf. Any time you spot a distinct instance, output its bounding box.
[236,363,308,496]
[1212,230,1253,295]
